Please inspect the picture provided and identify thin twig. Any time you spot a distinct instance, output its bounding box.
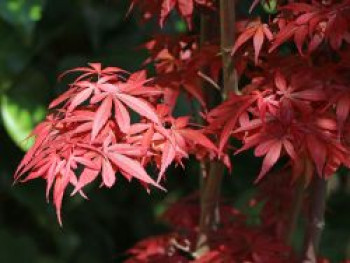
[198,71,221,91]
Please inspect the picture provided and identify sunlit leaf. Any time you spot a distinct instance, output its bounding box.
[1,70,48,151]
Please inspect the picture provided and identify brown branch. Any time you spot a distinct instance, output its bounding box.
[195,0,237,257]
[196,161,225,255]
[285,178,305,245]
[302,176,327,262]
[220,0,237,97]
[196,10,219,205]
[196,12,221,256]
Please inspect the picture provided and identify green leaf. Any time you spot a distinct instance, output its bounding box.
[261,0,278,14]
[175,20,187,33]
[1,69,48,151]
[0,0,45,39]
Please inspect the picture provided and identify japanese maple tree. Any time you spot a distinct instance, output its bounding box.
[14,0,350,262]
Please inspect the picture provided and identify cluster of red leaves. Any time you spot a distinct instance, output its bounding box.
[207,57,350,183]
[143,34,221,108]
[127,230,292,262]
[232,0,350,64]
[126,223,350,262]
[13,0,350,261]
[206,0,350,184]
[126,193,293,263]
[129,0,215,29]
[161,193,244,231]
[271,0,350,54]
[14,63,217,224]
[126,174,350,262]
[121,0,350,261]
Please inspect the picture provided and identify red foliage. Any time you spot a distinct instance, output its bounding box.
[270,0,350,54]
[14,0,350,261]
[129,0,215,28]
[161,193,244,231]
[143,35,221,107]
[207,58,350,183]
[15,63,216,225]
[127,194,294,262]
[232,19,273,64]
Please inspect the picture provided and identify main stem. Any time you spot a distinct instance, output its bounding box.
[302,176,327,262]
[285,177,305,245]
[196,0,236,257]
[220,0,237,97]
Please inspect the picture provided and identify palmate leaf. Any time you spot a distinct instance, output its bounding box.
[58,63,126,82]
[143,35,210,107]
[14,64,218,225]
[232,19,273,64]
[14,65,167,224]
[207,65,350,184]
[53,64,162,140]
[126,104,217,183]
[269,1,350,54]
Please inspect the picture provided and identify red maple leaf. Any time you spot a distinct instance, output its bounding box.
[270,1,350,54]
[129,0,215,29]
[14,64,172,225]
[127,104,217,182]
[15,64,221,225]
[232,19,273,64]
[143,35,212,106]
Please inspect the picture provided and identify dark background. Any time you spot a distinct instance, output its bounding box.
[0,0,349,262]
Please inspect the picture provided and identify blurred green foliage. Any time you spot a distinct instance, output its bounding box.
[0,0,349,262]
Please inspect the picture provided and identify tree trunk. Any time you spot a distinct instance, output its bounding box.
[302,176,327,262]
[285,178,305,245]
[195,0,237,257]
